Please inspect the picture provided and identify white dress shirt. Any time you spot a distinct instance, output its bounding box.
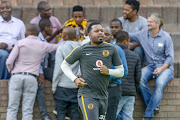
[0,16,26,49]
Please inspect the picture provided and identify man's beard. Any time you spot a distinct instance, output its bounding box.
[113,34,117,38]
[2,15,11,21]
[95,40,103,44]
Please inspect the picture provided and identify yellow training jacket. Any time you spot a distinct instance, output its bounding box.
[58,18,87,42]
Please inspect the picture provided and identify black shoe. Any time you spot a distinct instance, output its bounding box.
[144,117,151,120]
[154,107,160,115]
[42,116,52,120]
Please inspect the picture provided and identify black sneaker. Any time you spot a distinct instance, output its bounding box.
[154,107,160,115]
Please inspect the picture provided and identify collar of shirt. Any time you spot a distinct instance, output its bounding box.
[84,35,89,39]
[38,14,53,21]
[64,18,87,30]
[38,14,41,20]
[38,32,47,42]
[118,44,128,50]
[110,40,117,44]
[148,29,163,38]
[0,15,14,23]
[27,35,39,40]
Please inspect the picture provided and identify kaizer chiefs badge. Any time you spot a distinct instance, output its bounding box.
[88,104,94,109]
[103,50,109,57]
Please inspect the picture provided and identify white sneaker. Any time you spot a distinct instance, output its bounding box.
[65,116,71,120]
[53,110,57,115]
[53,110,71,120]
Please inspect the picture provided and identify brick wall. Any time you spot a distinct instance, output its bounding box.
[1,0,180,119]
[1,79,180,119]
[2,1,180,33]
[1,0,180,6]
[134,78,180,120]
[10,5,180,59]
[9,5,180,33]
[0,80,56,120]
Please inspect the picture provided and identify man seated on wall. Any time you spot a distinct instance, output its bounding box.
[0,1,25,80]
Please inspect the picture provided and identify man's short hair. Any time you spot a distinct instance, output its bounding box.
[0,1,11,8]
[104,26,112,34]
[38,18,52,31]
[26,24,40,36]
[125,0,140,13]
[73,5,83,12]
[110,18,122,27]
[87,22,101,33]
[116,31,130,43]
[37,1,49,11]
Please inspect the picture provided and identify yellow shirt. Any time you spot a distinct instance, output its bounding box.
[58,18,87,42]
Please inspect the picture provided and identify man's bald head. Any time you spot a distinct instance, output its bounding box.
[25,24,40,37]
[62,27,76,41]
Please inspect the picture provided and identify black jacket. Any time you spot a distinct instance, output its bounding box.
[118,44,141,96]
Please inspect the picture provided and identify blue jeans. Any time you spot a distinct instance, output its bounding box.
[133,46,144,65]
[106,85,122,120]
[139,65,174,118]
[0,49,10,79]
[36,84,50,119]
[116,96,135,120]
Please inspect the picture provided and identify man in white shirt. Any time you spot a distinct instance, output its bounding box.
[0,1,25,80]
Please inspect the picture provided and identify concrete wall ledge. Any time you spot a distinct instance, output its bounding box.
[2,0,180,7]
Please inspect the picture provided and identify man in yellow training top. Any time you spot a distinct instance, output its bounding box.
[58,5,87,43]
